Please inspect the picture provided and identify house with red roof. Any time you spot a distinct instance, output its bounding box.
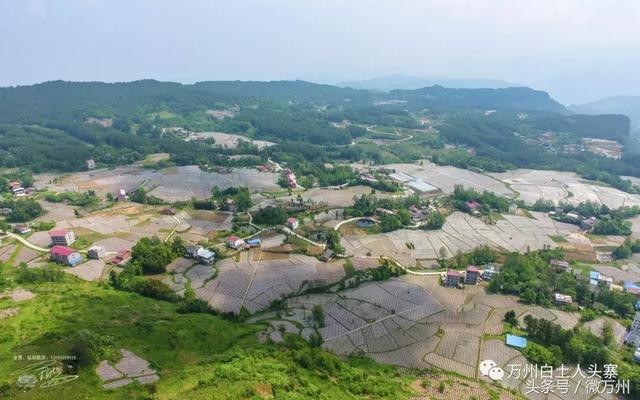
[287,217,299,230]
[445,269,461,288]
[50,246,82,266]
[227,235,247,250]
[49,229,76,246]
[465,265,480,284]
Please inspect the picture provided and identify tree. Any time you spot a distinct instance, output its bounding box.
[504,310,518,327]
[131,237,174,274]
[252,206,288,226]
[233,187,253,212]
[312,305,325,328]
[425,211,445,230]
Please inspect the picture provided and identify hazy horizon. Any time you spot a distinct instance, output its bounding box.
[1,0,640,104]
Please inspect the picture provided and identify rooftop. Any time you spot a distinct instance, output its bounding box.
[51,245,76,256]
[505,334,527,349]
[49,229,69,237]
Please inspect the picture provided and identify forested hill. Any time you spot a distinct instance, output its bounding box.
[1,79,570,124]
[389,85,568,113]
[571,95,640,129]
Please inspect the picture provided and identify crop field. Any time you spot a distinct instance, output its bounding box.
[64,259,106,281]
[340,211,577,264]
[282,186,398,208]
[36,165,280,201]
[592,264,640,283]
[631,216,640,240]
[175,210,233,242]
[184,131,275,150]
[381,161,515,196]
[193,251,355,314]
[492,169,640,208]
[583,317,627,345]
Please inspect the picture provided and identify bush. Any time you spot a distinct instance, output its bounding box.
[16,264,64,284]
[127,277,179,302]
[177,298,214,314]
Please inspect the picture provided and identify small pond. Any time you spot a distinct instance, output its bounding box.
[356,219,375,228]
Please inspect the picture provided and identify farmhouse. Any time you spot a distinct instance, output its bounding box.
[465,266,480,285]
[550,259,571,273]
[246,238,261,248]
[444,269,461,287]
[554,293,573,305]
[185,245,215,264]
[482,264,500,280]
[87,246,105,259]
[49,229,76,246]
[13,224,32,235]
[319,249,334,262]
[86,159,96,169]
[227,235,247,250]
[115,189,129,202]
[287,217,299,230]
[625,312,640,347]
[50,246,82,266]
[11,186,26,197]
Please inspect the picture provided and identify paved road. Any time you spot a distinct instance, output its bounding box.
[4,232,49,252]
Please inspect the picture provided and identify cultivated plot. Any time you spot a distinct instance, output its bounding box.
[341,211,577,264]
[492,169,640,208]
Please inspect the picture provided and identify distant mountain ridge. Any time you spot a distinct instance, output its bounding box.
[570,96,640,130]
[0,79,569,123]
[388,85,568,113]
[338,74,522,91]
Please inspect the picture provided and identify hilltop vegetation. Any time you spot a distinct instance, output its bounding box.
[0,79,638,192]
[0,265,415,399]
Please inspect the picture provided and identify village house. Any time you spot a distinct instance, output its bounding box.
[13,224,32,235]
[320,249,334,262]
[282,168,299,188]
[86,159,96,169]
[465,201,480,214]
[550,259,572,273]
[227,235,247,250]
[565,212,580,220]
[224,198,237,213]
[87,246,105,259]
[580,217,597,231]
[445,269,461,287]
[115,189,129,202]
[375,207,396,216]
[626,281,640,297]
[465,266,480,285]
[0,208,11,216]
[185,245,215,264]
[482,264,500,280]
[625,312,640,347]
[287,217,299,230]
[554,293,573,305]
[246,238,262,248]
[50,246,82,266]
[49,229,76,246]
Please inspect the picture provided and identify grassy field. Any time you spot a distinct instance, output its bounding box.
[0,267,416,399]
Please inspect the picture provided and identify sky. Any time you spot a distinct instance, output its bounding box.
[1,0,640,104]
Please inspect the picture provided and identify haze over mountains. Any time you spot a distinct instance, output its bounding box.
[338,74,522,91]
[571,96,640,131]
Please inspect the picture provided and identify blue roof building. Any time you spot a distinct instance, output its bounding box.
[506,334,527,349]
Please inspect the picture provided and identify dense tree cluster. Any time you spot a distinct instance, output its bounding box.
[0,198,44,222]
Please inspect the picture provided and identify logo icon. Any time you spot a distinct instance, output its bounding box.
[479,359,504,381]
